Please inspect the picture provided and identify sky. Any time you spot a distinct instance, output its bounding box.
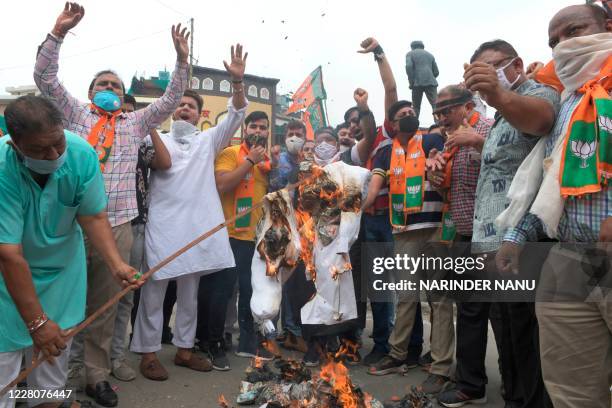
[0,0,578,127]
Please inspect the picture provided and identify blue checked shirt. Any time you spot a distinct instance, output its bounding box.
[471,80,560,253]
[504,91,612,244]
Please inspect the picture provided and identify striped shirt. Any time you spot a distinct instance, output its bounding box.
[504,91,611,244]
[471,80,560,253]
[372,133,445,232]
[34,34,188,227]
[448,116,492,236]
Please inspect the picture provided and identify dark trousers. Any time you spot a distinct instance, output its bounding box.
[197,265,237,346]
[363,214,423,352]
[411,86,437,119]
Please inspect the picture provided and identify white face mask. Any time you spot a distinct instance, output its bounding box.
[171,120,198,150]
[285,135,305,155]
[496,58,520,90]
[314,141,339,166]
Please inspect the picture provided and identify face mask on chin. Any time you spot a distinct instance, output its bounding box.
[11,142,67,174]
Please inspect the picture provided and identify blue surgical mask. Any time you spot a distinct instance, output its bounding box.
[93,90,122,112]
[12,143,67,174]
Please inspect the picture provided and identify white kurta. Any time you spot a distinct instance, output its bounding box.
[145,98,247,280]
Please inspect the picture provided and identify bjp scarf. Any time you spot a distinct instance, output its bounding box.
[234,143,271,231]
[88,105,122,172]
[389,135,426,227]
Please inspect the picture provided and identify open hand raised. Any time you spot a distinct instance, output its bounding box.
[172,23,190,64]
[223,44,248,81]
[52,2,85,38]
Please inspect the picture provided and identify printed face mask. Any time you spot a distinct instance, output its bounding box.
[285,135,305,155]
[246,134,267,148]
[92,90,122,112]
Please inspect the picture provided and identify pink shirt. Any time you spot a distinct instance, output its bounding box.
[34,34,188,227]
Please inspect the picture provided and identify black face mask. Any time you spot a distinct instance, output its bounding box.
[245,134,267,148]
[398,115,420,135]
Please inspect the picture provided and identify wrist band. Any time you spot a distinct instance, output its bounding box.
[27,313,49,334]
[246,157,255,166]
[373,45,384,62]
[232,79,243,84]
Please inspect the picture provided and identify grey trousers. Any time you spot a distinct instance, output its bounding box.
[411,86,437,120]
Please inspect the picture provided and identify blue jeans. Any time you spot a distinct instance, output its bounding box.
[363,214,423,352]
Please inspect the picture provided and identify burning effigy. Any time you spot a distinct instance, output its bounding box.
[298,161,370,326]
[250,190,302,333]
[250,161,370,331]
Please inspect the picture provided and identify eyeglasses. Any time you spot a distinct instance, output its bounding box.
[486,56,515,69]
[434,105,461,117]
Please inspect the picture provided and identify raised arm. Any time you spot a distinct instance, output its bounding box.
[210,44,249,154]
[464,62,557,136]
[34,2,85,126]
[358,37,398,121]
[353,88,376,164]
[132,24,190,137]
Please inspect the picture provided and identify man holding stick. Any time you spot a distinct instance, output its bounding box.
[33,3,189,405]
[0,96,141,408]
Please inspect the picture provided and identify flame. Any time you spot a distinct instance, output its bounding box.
[296,211,316,280]
[252,356,264,369]
[334,339,360,362]
[319,360,359,408]
[218,394,229,408]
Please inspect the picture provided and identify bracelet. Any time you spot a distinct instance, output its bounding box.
[373,45,384,62]
[246,157,255,166]
[231,79,243,84]
[27,313,49,334]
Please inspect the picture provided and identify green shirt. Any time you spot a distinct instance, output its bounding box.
[0,131,107,352]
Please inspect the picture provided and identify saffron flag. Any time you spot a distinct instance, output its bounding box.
[286,66,327,114]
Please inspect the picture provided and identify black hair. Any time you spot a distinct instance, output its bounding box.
[314,126,337,141]
[387,100,413,121]
[470,39,518,63]
[335,122,349,133]
[123,94,136,106]
[343,106,359,123]
[245,111,269,127]
[88,69,126,94]
[428,124,440,132]
[286,119,306,134]
[5,95,64,139]
[183,89,204,113]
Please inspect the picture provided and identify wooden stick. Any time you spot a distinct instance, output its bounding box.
[1,195,272,395]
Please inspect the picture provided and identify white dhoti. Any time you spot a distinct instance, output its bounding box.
[130,273,201,353]
[0,339,73,408]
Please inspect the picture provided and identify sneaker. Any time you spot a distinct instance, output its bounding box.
[223,332,233,352]
[368,355,405,376]
[209,342,230,371]
[235,345,274,361]
[303,343,320,367]
[419,350,433,369]
[437,388,487,407]
[67,363,84,392]
[417,373,451,395]
[111,358,136,382]
[363,348,387,366]
[404,345,423,369]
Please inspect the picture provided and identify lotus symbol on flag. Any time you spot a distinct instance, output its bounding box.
[444,218,453,227]
[393,167,403,176]
[394,147,405,155]
[599,115,612,134]
[392,203,403,212]
[571,140,596,168]
[406,185,421,195]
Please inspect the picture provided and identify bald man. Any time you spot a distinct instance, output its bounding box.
[497,4,611,408]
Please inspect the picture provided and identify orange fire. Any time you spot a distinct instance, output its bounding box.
[262,339,281,359]
[218,394,229,408]
[319,360,359,408]
[296,211,316,280]
[335,339,360,363]
[252,356,264,369]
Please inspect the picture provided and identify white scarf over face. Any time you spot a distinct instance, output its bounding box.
[171,120,199,150]
[496,33,612,237]
[553,32,612,100]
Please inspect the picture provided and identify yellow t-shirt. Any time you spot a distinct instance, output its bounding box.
[215,144,268,241]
